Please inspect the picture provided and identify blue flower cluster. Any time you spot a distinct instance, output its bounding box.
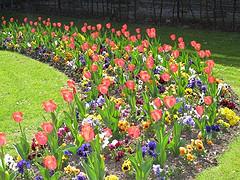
[182,115,195,127]
[206,125,220,133]
[86,96,105,108]
[187,78,206,93]
[142,141,157,158]
[77,143,92,158]
[17,160,31,174]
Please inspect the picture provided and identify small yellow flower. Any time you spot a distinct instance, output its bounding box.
[186,153,194,161]
[105,175,119,180]
[142,120,151,129]
[185,88,193,95]
[17,155,22,162]
[179,147,187,156]
[186,144,193,153]
[122,160,131,172]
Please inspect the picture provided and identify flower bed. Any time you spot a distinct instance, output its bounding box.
[0,16,239,180]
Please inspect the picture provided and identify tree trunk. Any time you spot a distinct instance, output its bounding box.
[219,0,225,27]
[213,0,217,29]
[159,0,163,24]
[232,0,237,31]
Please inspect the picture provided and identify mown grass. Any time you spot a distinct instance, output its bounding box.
[0,11,240,179]
[0,51,67,152]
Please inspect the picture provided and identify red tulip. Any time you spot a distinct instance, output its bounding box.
[208,76,215,84]
[190,40,197,47]
[146,56,154,69]
[171,50,180,59]
[196,106,204,117]
[35,131,48,145]
[81,26,87,33]
[122,24,128,30]
[12,112,23,123]
[91,54,99,62]
[41,122,54,134]
[43,155,57,170]
[125,44,132,52]
[151,109,163,121]
[57,22,61,28]
[178,42,185,49]
[125,80,135,90]
[194,43,201,51]
[204,96,213,105]
[61,89,74,103]
[114,58,125,68]
[101,78,112,87]
[23,17,28,23]
[204,66,212,75]
[90,64,98,72]
[83,71,92,79]
[96,24,102,31]
[153,98,162,108]
[0,132,7,146]
[170,34,176,41]
[206,60,215,69]
[69,21,74,27]
[205,50,211,57]
[135,28,141,34]
[42,100,57,112]
[127,126,140,139]
[170,64,178,73]
[161,73,170,82]
[31,28,36,33]
[162,44,172,52]
[81,124,95,142]
[139,71,151,82]
[98,84,108,95]
[106,23,111,29]
[128,64,135,71]
[178,37,184,43]
[198,50,205,58]
[164,96,176,109]
[67,79,75,89]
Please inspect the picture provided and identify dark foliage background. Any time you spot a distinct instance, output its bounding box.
[1,0,240,31]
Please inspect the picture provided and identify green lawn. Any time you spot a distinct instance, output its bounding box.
[0,51,67,151]
[0,12,240,179]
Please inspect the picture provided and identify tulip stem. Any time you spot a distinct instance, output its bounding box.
[1,147,5,171]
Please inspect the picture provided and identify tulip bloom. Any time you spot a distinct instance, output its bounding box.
[164,96,176,109]
[35,131,48,145]
[128,64,135,71]
[12,112,23,123]
[0,132,7,146]
[67,79,75,89]
[196,106,204,117]
[41,122,54,134]
[42,100,57,112]
[161,73,170,82]
[139,71,151,82]
[146,56,154,69]
[127,126,140,139]
[153,98,162,108]
[43,155,57,170]
[125,80,135,90]
[97,84,108,95]
[204,96,213,105]
[81,124,95,142]
[61,89,74,103]
[90,64,98,72]
[151,109,163,121]
[83,71,92,79]
[170,34,176,41]
[170,64,178,73]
